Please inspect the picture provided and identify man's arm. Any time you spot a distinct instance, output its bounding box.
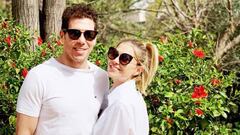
[16,113,38,135]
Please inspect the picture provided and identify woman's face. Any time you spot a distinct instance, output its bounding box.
[107,42,142,85]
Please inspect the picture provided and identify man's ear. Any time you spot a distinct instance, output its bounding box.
[60,30,64,38]
[59,30,65,44]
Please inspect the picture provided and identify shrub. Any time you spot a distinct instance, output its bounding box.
[0,17,107,135]
[146,29,239,134]
[0,18,62,134]
[0,18,239,134]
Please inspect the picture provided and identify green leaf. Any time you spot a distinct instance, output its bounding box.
[219,92,228,98]
[8,115,16,126]
[224,107,230,113]
[213,95,221,99]
[221,111,227,119]
[175,109,184,115]
[165,92,174,98]
[200,119,209,129]
[151,127,158,132]
[15,68,20,74]
[177,115,188,121]
[213,110,221,117]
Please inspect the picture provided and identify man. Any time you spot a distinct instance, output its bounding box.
[16,4,109,135]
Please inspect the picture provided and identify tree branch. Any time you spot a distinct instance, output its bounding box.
[227,0,234,32]
[163,0,173,16]
[107,24,149,39]
[170,0,192,21]
[98,8,167,16]
[220,60,240,70]
[184,0,192,14]
[225,34,240,52]
[214,0,236,64]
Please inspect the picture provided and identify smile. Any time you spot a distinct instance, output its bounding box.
[73,47,88,51]
[109,64,121,71]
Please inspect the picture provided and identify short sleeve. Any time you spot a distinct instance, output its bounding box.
[93,102,131,135]
[16,69,44,117]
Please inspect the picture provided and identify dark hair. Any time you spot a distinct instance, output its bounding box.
[61,3,98,30]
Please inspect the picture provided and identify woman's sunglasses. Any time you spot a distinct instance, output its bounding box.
[63,29,98,41]
[107,47,137,65]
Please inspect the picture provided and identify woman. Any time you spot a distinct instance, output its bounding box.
[93,39,159,135]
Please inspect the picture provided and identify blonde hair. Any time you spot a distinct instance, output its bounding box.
[116,39,159,95]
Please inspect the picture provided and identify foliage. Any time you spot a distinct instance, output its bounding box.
[0,17,106,134]
[0,1,11,19]
[68,0,148,45]
[0,17,62,134]
[1,2,240,134]
[68,0,240,71]
[146,29,239,134]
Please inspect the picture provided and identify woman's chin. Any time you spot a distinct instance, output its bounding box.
[108,72,121,82]
[107,71,116,78]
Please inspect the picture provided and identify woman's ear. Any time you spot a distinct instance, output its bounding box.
[133,65,144,77]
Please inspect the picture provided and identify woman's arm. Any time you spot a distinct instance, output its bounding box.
[93,102,132,135]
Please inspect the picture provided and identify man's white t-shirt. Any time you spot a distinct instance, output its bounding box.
[17,58,109,135]
[93,80,149,135]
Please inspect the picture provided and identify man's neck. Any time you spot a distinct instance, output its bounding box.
[56,55,89,69]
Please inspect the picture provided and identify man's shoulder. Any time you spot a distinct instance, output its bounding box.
[28,58,57,76]
[88,62,109,90]
[88,62,107,75]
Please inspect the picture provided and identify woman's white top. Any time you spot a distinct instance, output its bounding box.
[93,80,149,135]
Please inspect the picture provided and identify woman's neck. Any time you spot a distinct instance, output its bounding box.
[111,79,134,89]
[111,80,125,89]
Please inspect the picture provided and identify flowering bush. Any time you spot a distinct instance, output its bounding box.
[0,17,239,134]
[146,30,239,134]
[0,17,107,134]
[0,18,62,134]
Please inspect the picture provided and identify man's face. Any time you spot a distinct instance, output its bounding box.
[60,18,96,68]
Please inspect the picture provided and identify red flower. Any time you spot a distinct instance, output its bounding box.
[95,60,101,66]
[41,49,46,57]
[38,37,43,45]
[195,108,204,116]
[164,117,174,125]
[56,40,62,46]
[175,79,182,85]
[11,62,16,68]
[194,101,201,105]
[211,78,220,86]
[48,43,55,52]
[158,55,164,62]
[191,85,208,99]
[2,21,8,28]
[21,68,28,78]
[14,37,17,42]
[192,49,205,59]
[188,41,193,48]
[4,36,11,47]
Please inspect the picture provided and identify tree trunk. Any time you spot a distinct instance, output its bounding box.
[12,0,39,50]
[43,0,66,41]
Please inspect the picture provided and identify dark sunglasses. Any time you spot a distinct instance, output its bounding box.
[63,29,98,41]
[108,47,137,65]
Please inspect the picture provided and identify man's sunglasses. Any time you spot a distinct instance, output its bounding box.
[107,47,137,65]
[63,29,98,41]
